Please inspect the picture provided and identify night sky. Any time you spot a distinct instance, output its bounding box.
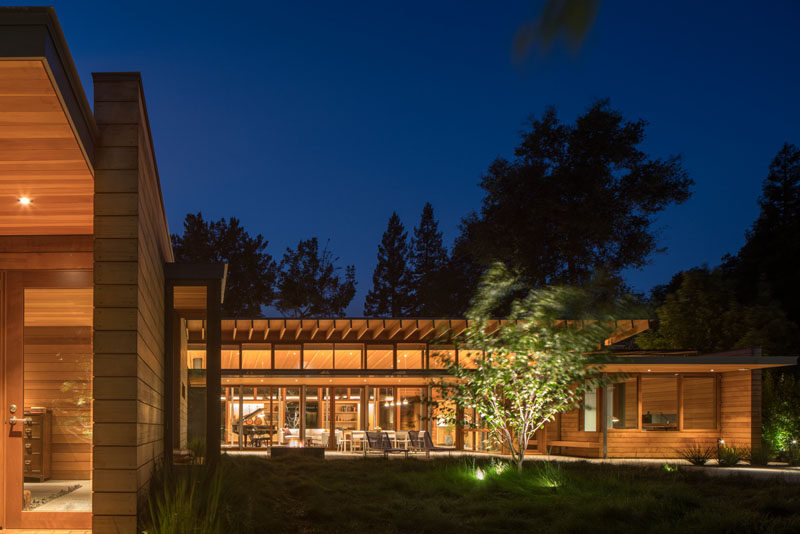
[26,1,800,313]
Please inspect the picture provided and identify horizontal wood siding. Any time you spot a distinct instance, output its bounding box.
[92,74,172,534]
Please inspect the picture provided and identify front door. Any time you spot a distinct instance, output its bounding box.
[2,270,92,529]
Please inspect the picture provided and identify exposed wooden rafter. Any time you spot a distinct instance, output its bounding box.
[341,320,352,340]
[356,322,369,340]
[279,320,287,340]
[402,320,418,340]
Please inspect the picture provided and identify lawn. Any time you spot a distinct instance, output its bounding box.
[143,455,800,534]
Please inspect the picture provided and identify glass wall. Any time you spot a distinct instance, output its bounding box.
[304,387,331,446]
[642,376,678,430]
[368,387,396,430]
[335,344,362,369]
[22,288,93,512]
[429,347,454,370]
[683,377,716,429]
[431,388,456,446]
[303,344,333,370]
[397,387,425,433]
[242,344,271,369]
[608,377,638,429]
[582,388,597,431]
[367,346,393,369]
[396,344,424,369]
[275,345,301,369]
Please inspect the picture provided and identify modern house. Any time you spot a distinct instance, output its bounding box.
[0,7,796,533]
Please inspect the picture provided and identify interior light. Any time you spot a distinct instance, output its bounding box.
[709,369,714,372]
[18,197,32,205]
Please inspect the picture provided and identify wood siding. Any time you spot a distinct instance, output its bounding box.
[552,371,761,458]
[92,74,172,534]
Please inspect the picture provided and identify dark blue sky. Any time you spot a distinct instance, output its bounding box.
[32,1,800,313]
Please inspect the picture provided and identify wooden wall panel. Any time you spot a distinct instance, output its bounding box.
[554,371,759,458]
[92,73,172,534]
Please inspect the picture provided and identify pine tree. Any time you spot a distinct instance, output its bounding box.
[409,202,449,316]
[364,213,412,316]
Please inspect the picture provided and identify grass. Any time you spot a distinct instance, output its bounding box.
[142,455,800,534]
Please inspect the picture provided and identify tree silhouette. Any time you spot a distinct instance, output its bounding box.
[408,203,450,316]
[364,212,412,317]
[172,212,276,316]
[457,100,692,301]
[275,238,356,317]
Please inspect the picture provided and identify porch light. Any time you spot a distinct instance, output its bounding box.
[18,196,32,205]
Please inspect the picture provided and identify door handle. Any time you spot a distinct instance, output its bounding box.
[8,416,32,425]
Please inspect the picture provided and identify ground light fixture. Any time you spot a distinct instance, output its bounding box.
[475,468,485,480]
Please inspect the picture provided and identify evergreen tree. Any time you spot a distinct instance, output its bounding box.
[364,213,412,316]
[725,143,800,325]
[172,213,276,317]
[409,203,449,316]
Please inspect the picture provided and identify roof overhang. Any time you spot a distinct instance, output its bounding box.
[0,6,96,235]
[601,354,798,373]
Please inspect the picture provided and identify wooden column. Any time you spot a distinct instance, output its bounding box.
[206,278,221,464]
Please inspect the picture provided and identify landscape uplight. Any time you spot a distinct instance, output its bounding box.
[475,468,485,480]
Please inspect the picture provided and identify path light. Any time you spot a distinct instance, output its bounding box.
[475,468,485,480]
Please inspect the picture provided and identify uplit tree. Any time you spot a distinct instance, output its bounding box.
[435,263,618,471]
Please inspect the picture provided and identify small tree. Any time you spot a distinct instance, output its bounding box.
[435,263,617,471]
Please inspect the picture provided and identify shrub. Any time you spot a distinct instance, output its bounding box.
[187,437,206,464]
[676,443,714,465]
[748,442,772,466]
[142,463,224,534]
[717,444,749,467]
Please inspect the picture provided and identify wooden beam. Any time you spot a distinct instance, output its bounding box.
[403,320,419,340]
[201,320,205,341]
[279,320,286,340]
[450,321,467,339]
[418,322,435,340]
[372,320,386,340]
[325,322,336,340]
[341,320,352,340]
[248,320,254,340]
[232,323,238,340]
[263,322,270,340]
[387,321,403,338]
[356,322,369,340]
[295,321,303,340]
[310,321,319,340]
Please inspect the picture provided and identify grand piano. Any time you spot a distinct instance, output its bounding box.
[232,407,275,447]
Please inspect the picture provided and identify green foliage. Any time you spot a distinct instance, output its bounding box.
[637,267,798,354]
[187,437,206,464]
[748,442,773,466]
[171,212,277,317]
[457,100,692,297]
[717,444,749,467]
[142,464,224,534]
[275,237,356,317]
[364,212,413,316]
[435,262,625,470]
[676,443,715,466]
[762,370,800,452]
